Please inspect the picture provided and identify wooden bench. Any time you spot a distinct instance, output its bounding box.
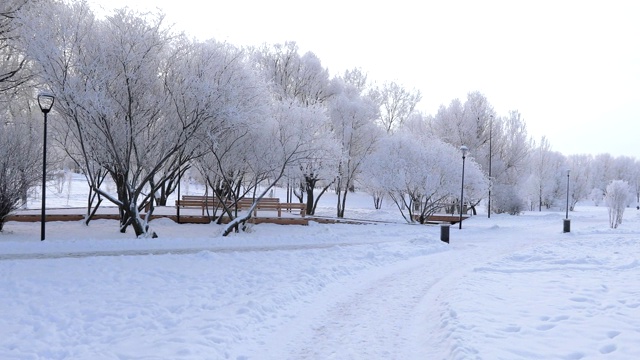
[176,196,302,218]
[247,201,304,217]
[413,214,470,225]
[237,197,279,209]
[248,202,305,217]
[181,196,280,210]
[252,201,282,216]
[175,199,208,216]
[279,203,306,217]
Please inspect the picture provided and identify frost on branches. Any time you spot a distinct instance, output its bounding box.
[605,180,630,229]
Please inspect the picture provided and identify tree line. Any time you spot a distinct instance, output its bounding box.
[0,0,637,236]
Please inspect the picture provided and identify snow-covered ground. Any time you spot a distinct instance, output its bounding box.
[1,175,640,359]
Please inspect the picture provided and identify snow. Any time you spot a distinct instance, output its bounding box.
[2,178,640,359]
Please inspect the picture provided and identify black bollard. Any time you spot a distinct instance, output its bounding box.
[440,223,450,243]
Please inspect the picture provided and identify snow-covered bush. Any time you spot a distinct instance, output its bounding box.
[590,188,604,206]
[362,131,486,223]
[0,120,42,231]
[491,183,525,215]
[605,180,630,229]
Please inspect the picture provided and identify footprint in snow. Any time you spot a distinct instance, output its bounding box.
[606,330,621,339]
[599,344,617,354]
[536,323,556,331]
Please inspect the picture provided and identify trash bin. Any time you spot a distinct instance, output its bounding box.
[440,223,450,243]
[563,219,570,233]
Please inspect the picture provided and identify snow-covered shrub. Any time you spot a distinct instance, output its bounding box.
[605,180,630,229]
[590,188,604,206]
[491,183,524,215]
[0,120,42,231]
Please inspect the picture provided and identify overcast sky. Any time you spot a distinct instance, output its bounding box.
[88,0,639,157]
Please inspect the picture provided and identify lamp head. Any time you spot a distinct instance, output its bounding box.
[38,92,55,114]
[460,145,469,157]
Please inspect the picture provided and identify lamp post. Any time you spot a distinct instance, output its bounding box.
[177,165,182,224]
[488,115,492,218]
[459,145,469,229]
[564,169,571,233]
[37,93,55,241]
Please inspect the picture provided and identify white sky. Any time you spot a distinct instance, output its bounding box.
[87,0,640,157]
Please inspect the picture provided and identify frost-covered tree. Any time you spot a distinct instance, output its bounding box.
[566,154,593,210]
[526,137,566,211]
[20,3,213,237]
[252,42,339,215]
[163,39,266,214]
[371,80,421,134]
[0,0,43,231]
[590,153,614,198]
[630,158,640,204]
[0,0,31,95]
[362,130,486,224]
[605,180,631,229]
[222,100,339,235]
[329,69,381,218]
[489,111,531,213]
[611,156,639,204]
[431,96,531,215]
[428,92,522,214]
[252,41,334,106]
[428,92,495,159]
[0,117,41,231]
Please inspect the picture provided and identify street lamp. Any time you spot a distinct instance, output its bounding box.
[564,169,571,233]
[488,115,493,218]
[459,145,469,229]
[38,92,55,241]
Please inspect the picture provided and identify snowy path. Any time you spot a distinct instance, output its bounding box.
[3,205,640,359]
[289,258,445,359]
[266,238,539,360]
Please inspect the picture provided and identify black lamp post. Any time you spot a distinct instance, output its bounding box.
[38,93,55,241]
[488,115,493,218]
[459,145,469,229]
[177,165,182,224]
[564,169,571,233]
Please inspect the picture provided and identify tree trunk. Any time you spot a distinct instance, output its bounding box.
[337,189,347,218]
[304,175,316,215]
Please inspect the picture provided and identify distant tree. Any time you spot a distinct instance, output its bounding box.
[632,159,640,204]
[329,69,381,218]
[0,118,41,231]
[428,92,529,215]
[590,153,615,196]
[611,156,639,204]
[590,188,604,206]
[487,111,531,214]
[371,80,421,133]
[526,137,566,211]
[252,41,334,106]
[428,92,495,158]
[605,180,631,229]
[566,154,593,210]
[362,130,486,224]
[491,183,524,215]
